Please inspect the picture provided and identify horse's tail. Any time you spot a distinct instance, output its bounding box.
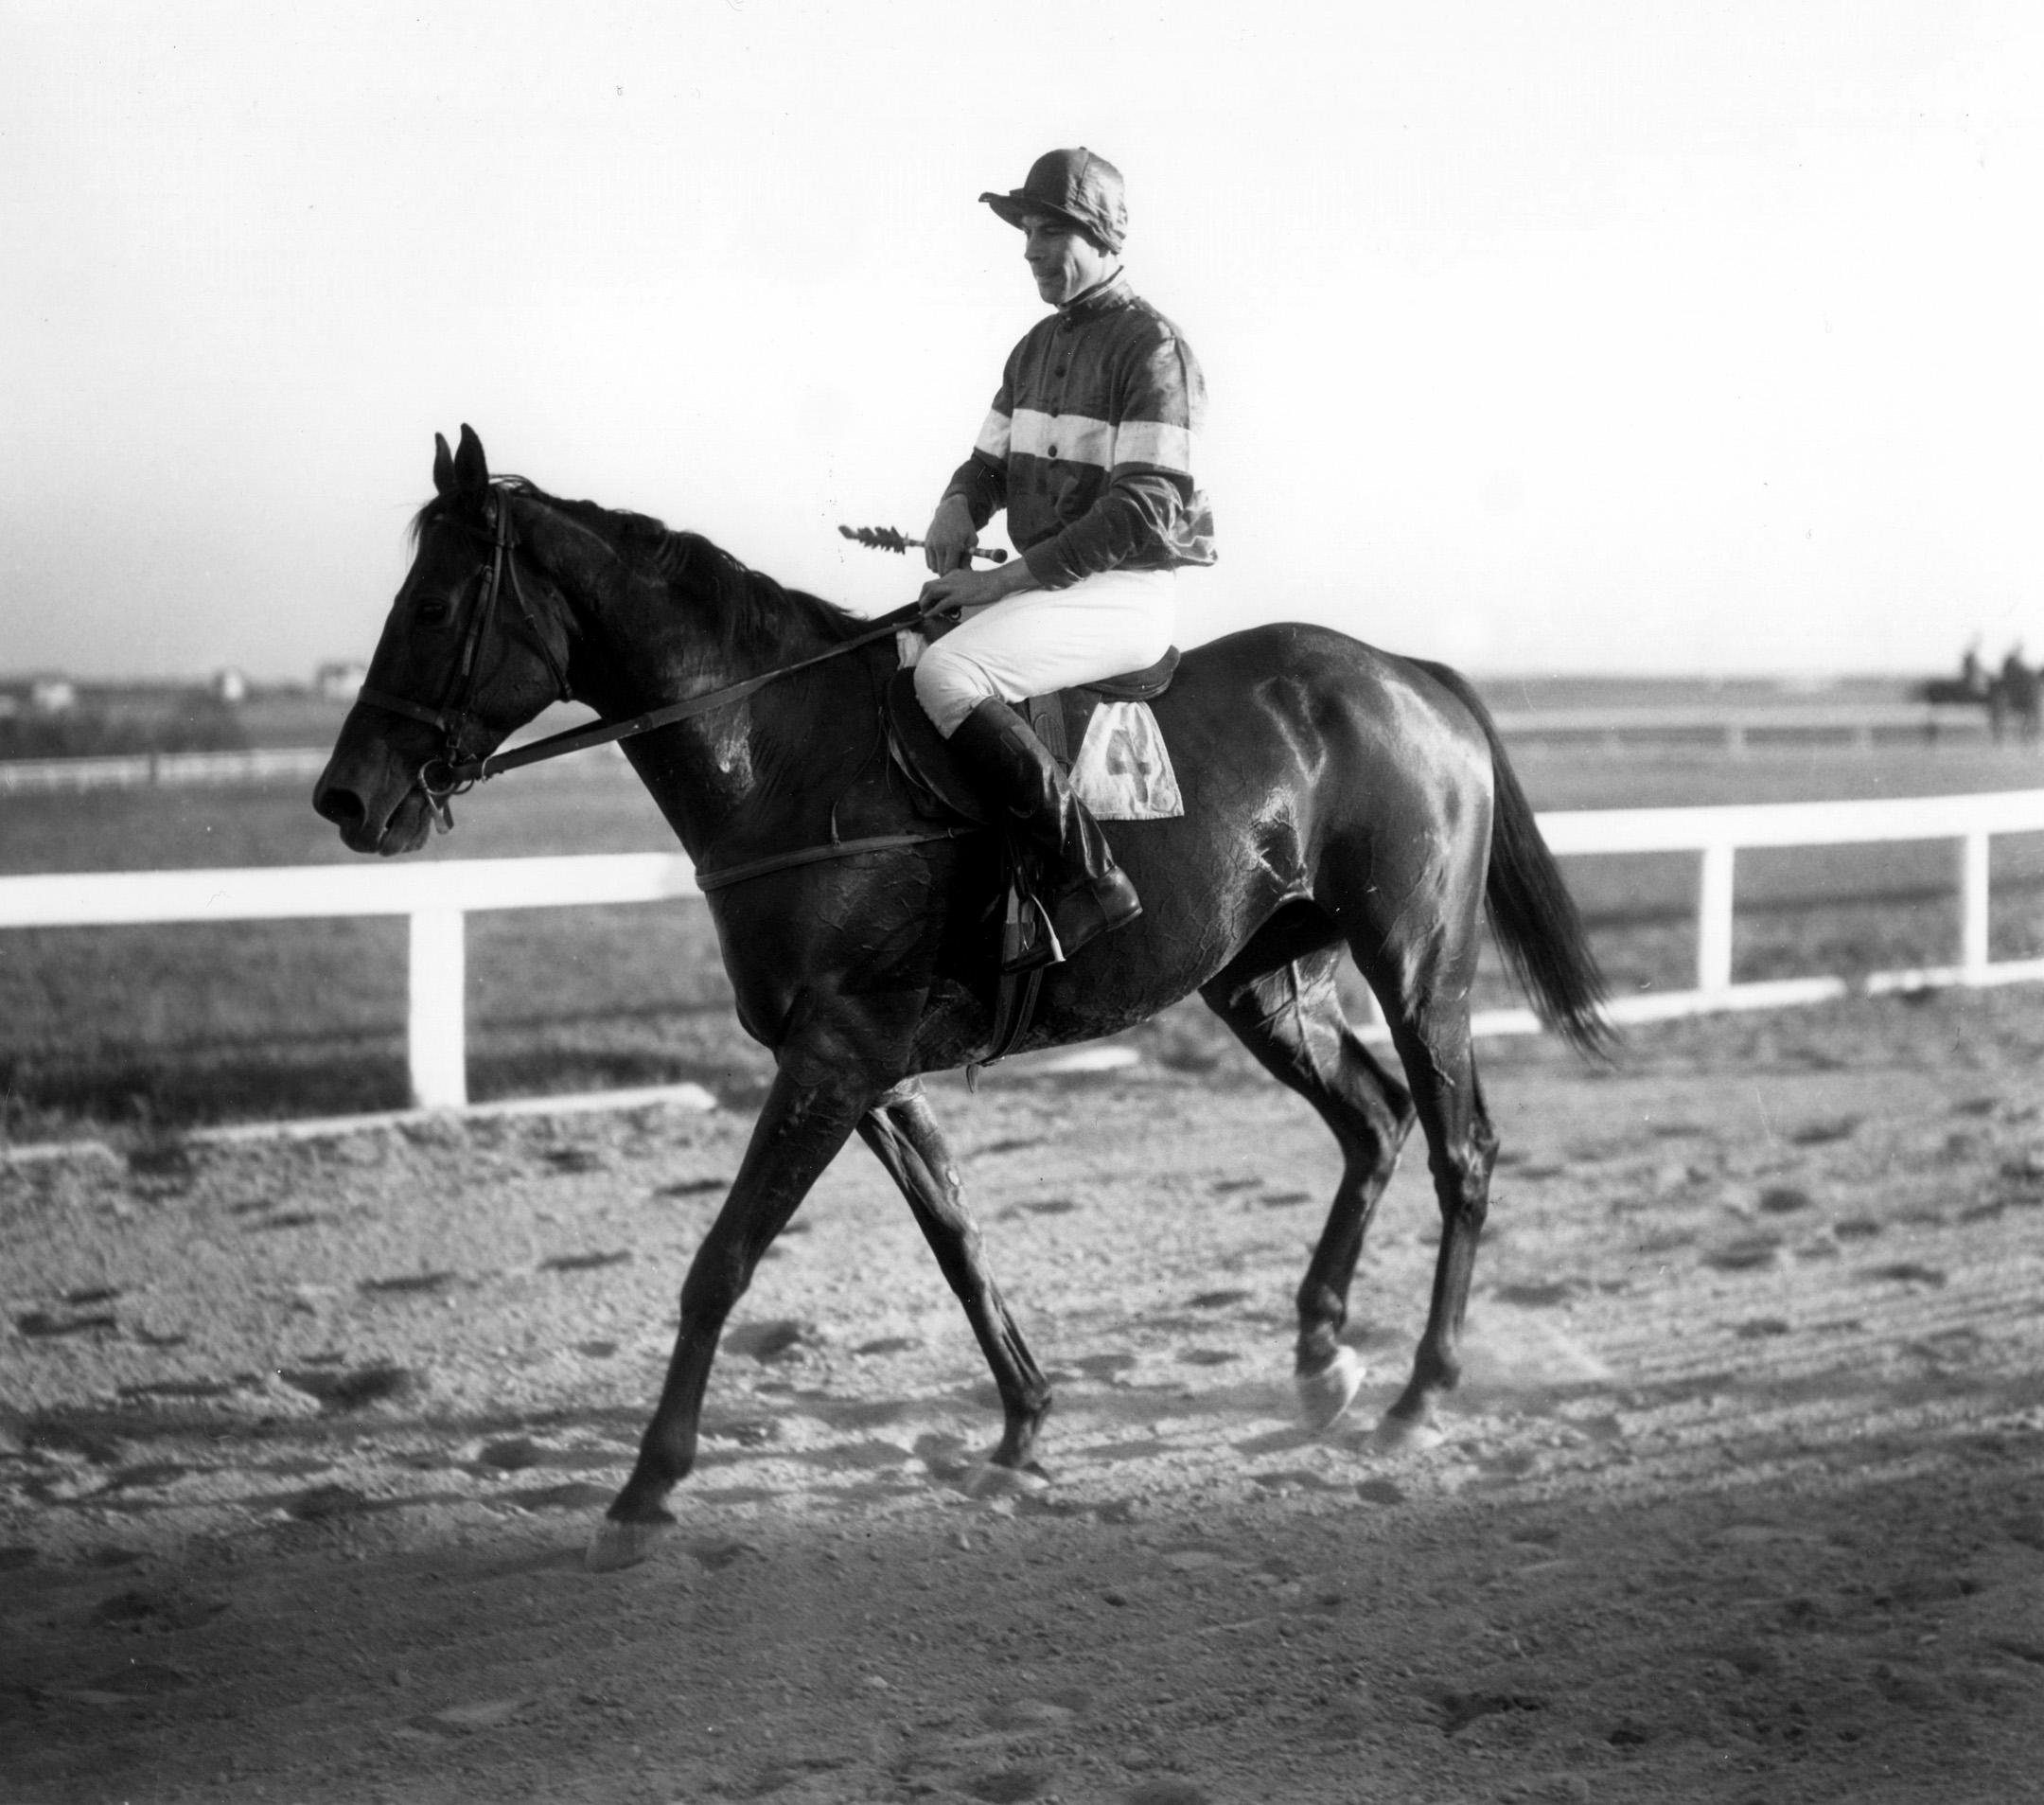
[1411,660,1615,1060]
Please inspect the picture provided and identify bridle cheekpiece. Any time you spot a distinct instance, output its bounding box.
[356,485,571,823]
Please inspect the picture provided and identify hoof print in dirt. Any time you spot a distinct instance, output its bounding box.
[1705,1236,1782,1272]
[539,1145,607,1174]
[688,1538,759,1570]
[288,1482,370,1521]
[1189,1288,1253,1309]
[90,1586,228,1631]
[721,1318,809,1361]
[281,1364,414,1411]
[539,1249,632,1273]
[477,1437,544,1471]
[1493,1281,1577,1307]
[359,1271,455,1297]
[15,1309,118,1339]
[1862,1262,1948,1287]
[1788,1117,1859,1145]
[1436,1690,1543,1736]
[507,1480,613,1512]
[653,1177,729,1198]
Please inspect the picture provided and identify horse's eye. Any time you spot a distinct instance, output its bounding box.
[417,598,452,625]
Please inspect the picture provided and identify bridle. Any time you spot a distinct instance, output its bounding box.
[356,487,572,823]
[353,482,954,852]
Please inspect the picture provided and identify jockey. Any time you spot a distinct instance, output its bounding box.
[914,147,1216,970]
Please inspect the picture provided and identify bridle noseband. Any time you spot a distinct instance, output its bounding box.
[356,487,572,820]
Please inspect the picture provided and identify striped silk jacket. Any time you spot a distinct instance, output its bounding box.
[943,273,1216,589]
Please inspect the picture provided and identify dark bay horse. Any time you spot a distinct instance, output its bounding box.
[315,427,1610,1570]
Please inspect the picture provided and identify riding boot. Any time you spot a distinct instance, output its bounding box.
[947,697,1142,970]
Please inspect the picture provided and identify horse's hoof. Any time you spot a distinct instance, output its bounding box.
[1374,1412,1446,1455]
[586,1516,671,1572]
[961,1460,1050,1499]
[1295,1347,1366,1431]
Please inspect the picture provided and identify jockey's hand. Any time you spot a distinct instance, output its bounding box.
[918,556,1039,618]
[924,494,980,574]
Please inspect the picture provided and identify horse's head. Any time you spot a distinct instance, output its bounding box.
[314,425,573,854]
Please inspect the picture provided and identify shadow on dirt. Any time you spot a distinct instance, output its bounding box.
[3,1423,2040,1805]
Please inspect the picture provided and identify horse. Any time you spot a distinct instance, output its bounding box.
[1989,659,2042,748]
[314,426,1612,1571]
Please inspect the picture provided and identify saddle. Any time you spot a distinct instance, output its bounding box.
[881,649,1181,828]
[881,646,1181,1071]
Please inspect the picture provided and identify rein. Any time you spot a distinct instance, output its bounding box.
[357,483,975,882]
[438,608,919,788]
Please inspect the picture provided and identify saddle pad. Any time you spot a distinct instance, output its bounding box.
[890,639,1184,823]
[1067,699,1183,821]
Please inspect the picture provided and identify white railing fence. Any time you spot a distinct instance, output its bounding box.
[0,747,333,794]
[1,791,2039,1113]
[1488,700,1994,755]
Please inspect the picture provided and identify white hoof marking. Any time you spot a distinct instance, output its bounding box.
[1295,1347,1366,1431]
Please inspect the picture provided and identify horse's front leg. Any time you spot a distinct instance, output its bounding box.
[858,1083,1052,1493]
[590,1059,875,1571]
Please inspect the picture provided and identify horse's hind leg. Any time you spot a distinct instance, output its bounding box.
[1200,943,1416,1430]
[859,1082,1053,1491]
[1374,991,1499,1445]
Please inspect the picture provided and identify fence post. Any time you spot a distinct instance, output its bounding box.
[407,908,468,1109]
[1697,841,1736,993]
[1960,829,1990,979]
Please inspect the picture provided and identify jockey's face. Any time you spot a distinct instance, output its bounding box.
[1021,213,1114,307]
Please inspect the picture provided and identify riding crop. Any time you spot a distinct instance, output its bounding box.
[839,524,1008,564]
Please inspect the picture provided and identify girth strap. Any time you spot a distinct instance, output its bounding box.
[693,827,977,893]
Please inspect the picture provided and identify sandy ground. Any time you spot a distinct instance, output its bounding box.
[4,988,2043,1804]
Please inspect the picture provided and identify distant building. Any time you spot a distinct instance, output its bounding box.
[211,666,248,704]
[28,678,77,715]
[314,660,367,700]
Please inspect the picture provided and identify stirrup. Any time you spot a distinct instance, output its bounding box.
[999,892,1064,974]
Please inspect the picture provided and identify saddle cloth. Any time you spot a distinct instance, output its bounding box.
[889,631,1184,823]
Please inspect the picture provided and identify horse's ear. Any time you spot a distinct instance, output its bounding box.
[432,432,454,497]
[453,424,489,496]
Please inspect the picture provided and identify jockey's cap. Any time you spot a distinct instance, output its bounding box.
[979,148,1126,254]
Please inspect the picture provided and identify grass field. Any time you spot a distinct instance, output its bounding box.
[4,717,2042,1142]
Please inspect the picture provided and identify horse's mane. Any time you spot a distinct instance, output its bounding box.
[410,479,869,659]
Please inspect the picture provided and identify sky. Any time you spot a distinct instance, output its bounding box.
[4,0,2040,681]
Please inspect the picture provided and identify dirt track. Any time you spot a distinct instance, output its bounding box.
[4,989,2044,1804]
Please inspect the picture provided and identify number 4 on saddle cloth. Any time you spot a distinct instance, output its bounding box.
[883,630,1183,1066]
